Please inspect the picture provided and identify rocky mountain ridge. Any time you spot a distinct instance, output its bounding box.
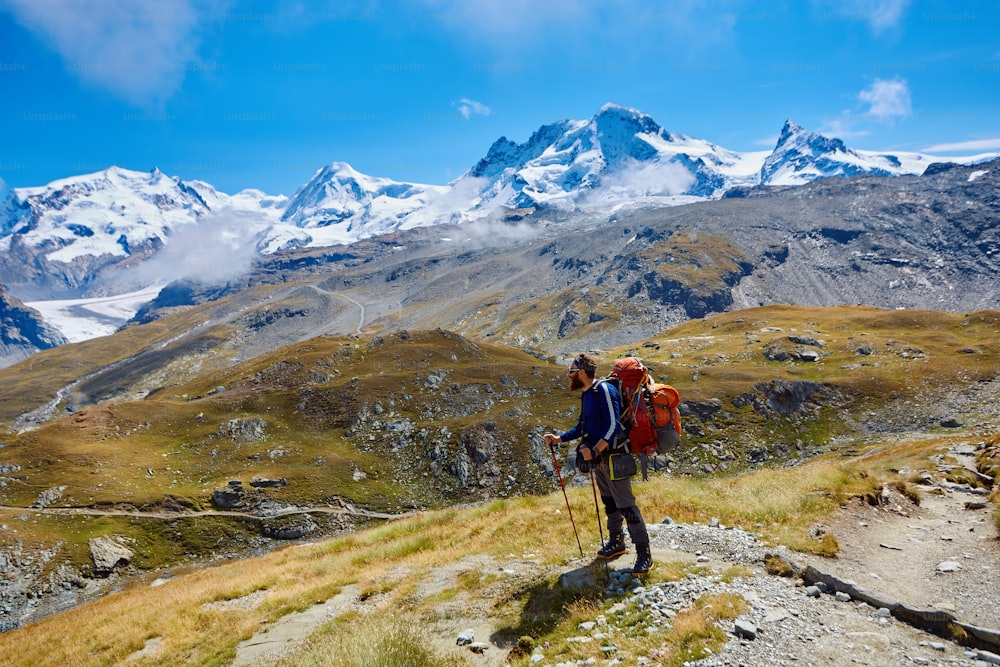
[2,104,995,308]
[0,284,67,368]
[117,157,1000,362]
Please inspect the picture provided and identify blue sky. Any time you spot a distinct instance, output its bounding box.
[1,0,998,198]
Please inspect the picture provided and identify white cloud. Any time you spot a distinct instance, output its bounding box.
[421,0,585,40]
[862,0,910,33]
[579,158,696,208]
[922,138,1000,153]
[815,0,910,34]
[131,208,267,286]
[859,78,912,121]
[453,98,491,120]
[415,175,488,220]
[1,0,226,106]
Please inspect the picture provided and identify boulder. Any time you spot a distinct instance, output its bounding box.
[249,476,288,488]
[89,536,133,576]
[212,487,243,508]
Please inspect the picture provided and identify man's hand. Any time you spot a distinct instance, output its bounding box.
[581,439,607,461]
[543,433,561,446]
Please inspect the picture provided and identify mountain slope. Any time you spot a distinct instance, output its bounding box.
[4,105,994,317]
[115,157,1000,361]
[0,303,998,638]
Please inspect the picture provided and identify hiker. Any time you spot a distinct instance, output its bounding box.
[543,353,653,575]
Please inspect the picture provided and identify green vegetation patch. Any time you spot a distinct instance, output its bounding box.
[637,228,752,295]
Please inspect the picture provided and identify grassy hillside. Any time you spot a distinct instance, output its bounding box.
[0,328,573,572]
[0,427,996,666]
[0,304,998,635]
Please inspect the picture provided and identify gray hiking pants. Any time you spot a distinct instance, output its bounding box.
[593,454,649,548]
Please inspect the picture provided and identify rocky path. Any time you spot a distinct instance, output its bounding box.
[793,443,999,632]
[0,503,412,521]
[636,439,1000,667]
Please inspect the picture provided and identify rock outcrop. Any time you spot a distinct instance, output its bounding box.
[0,283,67,367]
[88,536,133,577]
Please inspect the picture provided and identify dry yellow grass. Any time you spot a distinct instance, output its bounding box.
[2,427,984,667]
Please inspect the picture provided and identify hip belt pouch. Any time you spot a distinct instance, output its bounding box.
[609,452,636,480]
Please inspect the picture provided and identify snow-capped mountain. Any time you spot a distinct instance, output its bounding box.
[1,167,285,259]
[0,167,288,297]
[760,120,948,186]
[2,103,995,306]
[278,162,453,247]
[464,103,768,210]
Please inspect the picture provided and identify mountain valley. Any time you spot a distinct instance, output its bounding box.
[0,106,997,664]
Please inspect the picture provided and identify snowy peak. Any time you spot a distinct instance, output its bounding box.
[0,166,287,298]
[774,119,845,154]
[471,120,575,179]
[761,119,888,185]
[3,167,215,242]
[591,103,664,165]
[466,103,759,209]
[278,162,451,245]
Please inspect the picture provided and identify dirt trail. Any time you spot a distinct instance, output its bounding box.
[795,442,1000,631]
[0,504,413,521]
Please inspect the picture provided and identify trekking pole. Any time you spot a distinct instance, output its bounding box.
[549,442,584,558]
[589,469,609,575]
[588,469,605,547]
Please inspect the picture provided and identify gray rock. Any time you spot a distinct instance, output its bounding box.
[456,628,475,646]
[794,349,821,362]
[734,619,758,640]
[211,488,243,509]
[967,648,1000,665]
[764,608,789,623]
[260,515,317,540]
[219,418,268,443]
[89,536,133,576]
[249,476,288,488]
[788,335,826,347]
[32,485,66,509]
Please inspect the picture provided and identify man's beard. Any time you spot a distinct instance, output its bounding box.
[569,373,586,391]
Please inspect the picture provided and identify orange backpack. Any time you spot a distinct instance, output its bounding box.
[646,382,682,450]
[610,357,682,458]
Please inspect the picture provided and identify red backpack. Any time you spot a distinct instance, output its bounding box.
[610,357,683,467]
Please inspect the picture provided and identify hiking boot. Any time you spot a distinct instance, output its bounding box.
[631,546,653,575]
[596,532,627,560]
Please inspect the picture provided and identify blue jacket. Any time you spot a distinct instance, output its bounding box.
[560,380,622,446]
